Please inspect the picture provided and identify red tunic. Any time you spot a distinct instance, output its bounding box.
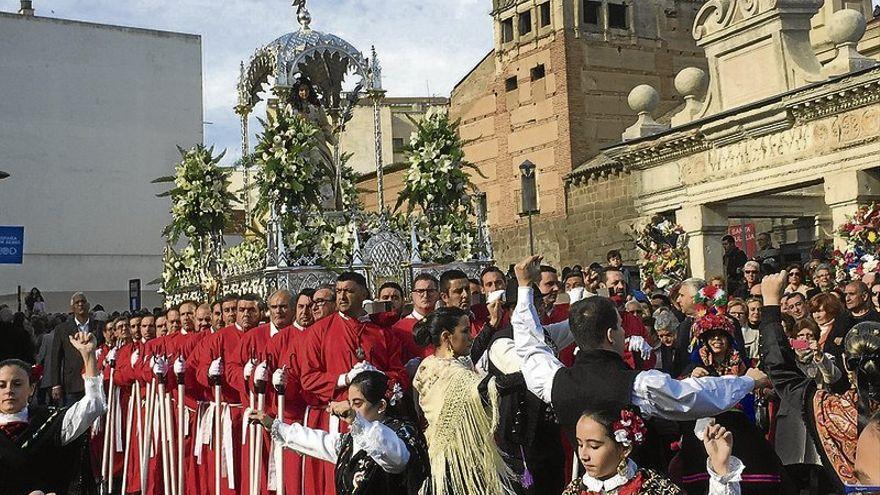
[388,314,434,363]
[187,325,248,495]
[267,324,310,495]
[296,312,409,495]
[229,323,274,495]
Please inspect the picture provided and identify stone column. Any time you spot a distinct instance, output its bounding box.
[824,170,880,250]
[676,204,728,281]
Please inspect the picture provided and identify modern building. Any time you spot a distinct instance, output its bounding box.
[0,6,203,311]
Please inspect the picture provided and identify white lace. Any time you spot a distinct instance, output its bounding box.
[581,459,638,493]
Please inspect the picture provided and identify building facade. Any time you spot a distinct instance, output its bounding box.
[568,0,880,280]
[0,9,203,311]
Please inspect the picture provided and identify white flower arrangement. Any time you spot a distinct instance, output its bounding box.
[394,109,485,263]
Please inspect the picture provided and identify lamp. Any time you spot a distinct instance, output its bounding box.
[519,160,539,255]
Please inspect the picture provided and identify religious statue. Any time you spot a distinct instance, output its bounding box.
[289,77,339,209]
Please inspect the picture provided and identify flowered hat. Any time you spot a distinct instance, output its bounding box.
[691,285,736,340]
[612,407,647,448]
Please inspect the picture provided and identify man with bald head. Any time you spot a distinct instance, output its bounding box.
[266,290,311,494]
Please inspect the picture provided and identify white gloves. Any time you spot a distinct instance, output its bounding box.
[106,347,118,365]
[272,367,287,390]
[173,356,185,375]
[130,349,140,368]
[254,361,269,384]
[243,359,256,381]
[95,347,104,363]
[152,356,168,377]
[346,361,377,383]
[209,357,223,378]
[627,335,653,360]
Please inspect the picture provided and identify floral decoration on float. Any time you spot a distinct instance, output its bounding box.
[633,215,689,292]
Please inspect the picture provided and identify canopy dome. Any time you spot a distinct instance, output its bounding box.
[237,1,377,114]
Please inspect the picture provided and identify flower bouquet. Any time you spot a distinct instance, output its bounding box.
[834,203,880,279]
[634,215,689,290]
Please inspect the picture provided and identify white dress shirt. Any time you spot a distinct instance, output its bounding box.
[271,414,410,474]
[511,287,755,421]
[74,317,90,333]
[0,375,106,445]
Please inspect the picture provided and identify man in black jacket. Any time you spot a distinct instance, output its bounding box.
[48,292,104,405]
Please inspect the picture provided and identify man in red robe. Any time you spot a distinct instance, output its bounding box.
[232,290,294,495]
[187,294,260,495]
[263,289,312,495]
[310,284,336,322]
[296,272,409,495]
[389,273,440,365]
[604,268,657,370]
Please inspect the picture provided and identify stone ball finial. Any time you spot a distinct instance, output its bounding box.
[628,84,660,114]
[828,9,867,46]
[674,67,708,98]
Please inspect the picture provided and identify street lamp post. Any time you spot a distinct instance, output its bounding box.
[519,160,539,256]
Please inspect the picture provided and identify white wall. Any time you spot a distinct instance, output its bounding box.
[0,12,203,313]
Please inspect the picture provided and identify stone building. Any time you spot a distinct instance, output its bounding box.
[568,0,880,280]
[340,97,448,177]
[0,6,203,311]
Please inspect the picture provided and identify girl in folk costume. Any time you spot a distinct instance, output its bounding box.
[758,271,880,490]
[250,370,428,495]
[411,307,518,495]
[0,331,106,495]
[674,287,787,495]
[563,405,742,495]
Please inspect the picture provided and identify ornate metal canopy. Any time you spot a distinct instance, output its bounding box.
[237,0,375,115]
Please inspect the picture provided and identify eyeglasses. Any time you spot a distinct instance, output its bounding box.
[744,270,759,274]
[789,272,802,277]
[412,288,438,296]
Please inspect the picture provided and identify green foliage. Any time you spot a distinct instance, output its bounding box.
[154,144,238,243]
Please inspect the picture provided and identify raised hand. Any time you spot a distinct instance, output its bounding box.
[514,255,543,287]
[746,367,770,390]
[703,423,734,476]
[69,331,96,357]
[761,271,788,307]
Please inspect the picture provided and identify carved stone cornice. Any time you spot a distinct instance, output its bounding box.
[567,66,880,185]
[787,67,880,124]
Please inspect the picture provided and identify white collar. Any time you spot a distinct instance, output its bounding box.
[338,311,371,323]
[270,322,279,337]
[581,459,637,493]
[0,409,29,425]
[408,309,426,321]
[74,317,89,327]
[293,321,306,331]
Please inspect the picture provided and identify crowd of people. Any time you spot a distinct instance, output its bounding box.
[1,237,879,495]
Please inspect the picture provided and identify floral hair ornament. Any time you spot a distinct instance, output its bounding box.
[384,378,404,407]
[691,285,736,340]
[612,407,647,448]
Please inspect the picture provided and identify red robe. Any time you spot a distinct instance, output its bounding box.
[267,324,310,495]
[165,331,207,495]
[103,343,137,482]
[296,312,409,495]
[229,323,275,495]
[388,313,434,363]
[136,334,179,495]
[187,324,248,495]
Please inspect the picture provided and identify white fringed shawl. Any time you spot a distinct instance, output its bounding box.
[413,355,516,495]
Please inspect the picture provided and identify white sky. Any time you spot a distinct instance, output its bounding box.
[5,0,880,164]
[5,0,494,164]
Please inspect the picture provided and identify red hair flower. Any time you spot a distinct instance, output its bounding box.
[612,408,647,447]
